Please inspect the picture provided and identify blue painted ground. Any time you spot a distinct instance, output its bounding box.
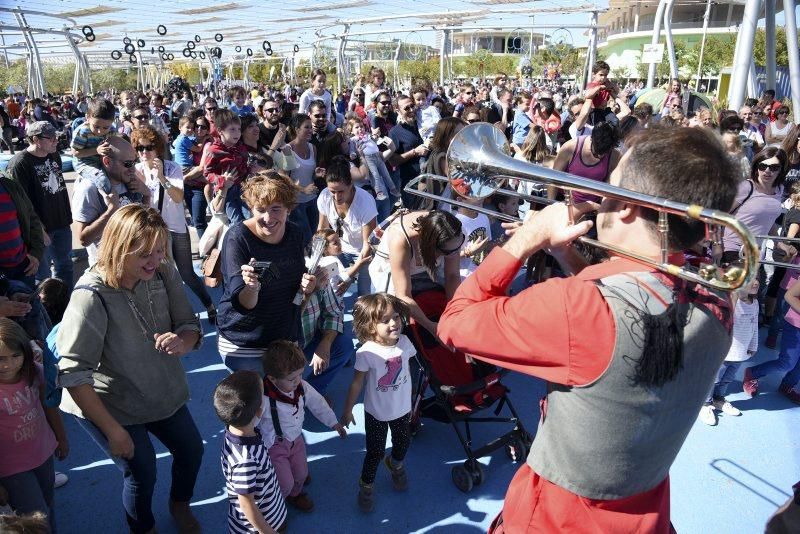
[53,282,799,534]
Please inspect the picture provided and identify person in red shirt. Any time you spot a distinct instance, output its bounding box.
[438,125,742,533]
[203,108,250,225]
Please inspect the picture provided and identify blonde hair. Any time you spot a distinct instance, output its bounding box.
[96,204,170,289]
[352,293,410,343]
[241,171,298,210]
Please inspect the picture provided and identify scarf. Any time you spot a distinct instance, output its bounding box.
[264,378,304,415]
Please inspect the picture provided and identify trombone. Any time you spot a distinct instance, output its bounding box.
[755,236,800,270]
[403,123,759,292]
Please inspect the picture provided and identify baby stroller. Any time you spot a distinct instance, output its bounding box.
[407,288,532,493]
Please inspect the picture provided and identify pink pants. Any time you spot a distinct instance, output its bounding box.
[268,436,308,498]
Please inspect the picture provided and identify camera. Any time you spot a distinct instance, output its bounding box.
[250,260,280,283]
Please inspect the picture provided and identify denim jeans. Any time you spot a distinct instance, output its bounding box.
[74,162,111,194]
[375,195,391,225]
[0,456,55,532]
[36,226,74,289]
[224,183,250,226]
[364,153,397,199]
[289,198,319,247]
[339,252,372,297]
[223,355,265,377]
[170,231,213,308]
[302,329,355,394]
[75,405,204,533]
[750,320,800,389]
[183,185,208,237]
[767,287,788,339]
[706,361,742,403]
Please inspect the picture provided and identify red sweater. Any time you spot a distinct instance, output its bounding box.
[203,139,249,192]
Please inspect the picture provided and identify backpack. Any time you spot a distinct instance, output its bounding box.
[44,285,107,407]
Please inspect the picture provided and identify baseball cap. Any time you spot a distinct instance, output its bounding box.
[26,121,57,138]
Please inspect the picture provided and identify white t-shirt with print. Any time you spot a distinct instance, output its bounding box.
[354,335,416,421]
[316,187,378,255]
[456,212,492,279]
[140,160,186,234]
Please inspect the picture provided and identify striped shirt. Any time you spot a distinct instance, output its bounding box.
[221,428,286,533]
[0,182,26,268]
[71,123,111,168]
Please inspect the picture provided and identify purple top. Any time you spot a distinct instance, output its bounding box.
[722,179,783,253]
[566,136,611,204]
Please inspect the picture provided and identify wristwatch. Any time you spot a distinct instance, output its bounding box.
[161,179,173,190]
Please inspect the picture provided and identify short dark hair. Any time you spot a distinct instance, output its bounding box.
[132,105,150,117]
[592,60,610,74]
[37,278,69,325]
[213,108,239,131]
[262,340,306,379]
[633,103,653,120]
[590,122,618,155]
[87,98,116,120]
[719,115,744,134]
[762,89,776,98]
[537,97,555,114]
[324,155,352,186]
[750,146,788,188]
[213,371,263,428]
[412,210,463,279]
[308,99,327,114]
[618,125,739,250]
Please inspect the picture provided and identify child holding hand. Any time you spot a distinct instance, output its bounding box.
[214,371,287,533]
[259,340,346,512]
[342,293,416,513]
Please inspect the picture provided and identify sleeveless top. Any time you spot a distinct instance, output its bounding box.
[368,213,439,293]
[526,272,732,500]
[566,136,611,204]
[769,120,793,139]
[291,143,317,204]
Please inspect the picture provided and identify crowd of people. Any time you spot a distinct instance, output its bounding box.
[0,60,798,533]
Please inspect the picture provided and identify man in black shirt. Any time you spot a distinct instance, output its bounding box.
[258,97,287,157]
[0,104,14,154]
[7,121,73,287]
[389,94,429,207]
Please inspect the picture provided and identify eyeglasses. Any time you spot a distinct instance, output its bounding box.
[194,123,208,130]
[120,160,137,168]
[438,235,465,256]
[136,145,155,152]
[264,108,280,113]
[133,115,150,121]
[378,100,392,106]
[757,163,782,172]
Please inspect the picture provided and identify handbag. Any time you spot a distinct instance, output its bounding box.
[201,248,223,287]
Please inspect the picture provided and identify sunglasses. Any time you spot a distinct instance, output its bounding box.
[264,108,280,113]
[757,163,782,172]
[205,106,217,112]
[378,100,392,106]
[120,160,137,168]
[334,218,344,238]
[133,115,150,121]
[312,114,327,119]
[194,123,208,129]
[136,145,155,152]
[438,235,465,256]
[354,93,364,97]
[401,105,415,112]
[464,91,474,95]
[466,118,480,123]
[727,128,742,133]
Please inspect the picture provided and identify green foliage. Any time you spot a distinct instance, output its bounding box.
[90,68,138,93]
[0,59,29,96]
[754,27,789,66]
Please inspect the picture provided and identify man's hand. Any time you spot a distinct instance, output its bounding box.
[503,202,593,261]
[101,190,120,213]
[310,342,331,376]
[24,254,40,276]
[0,296,31,317]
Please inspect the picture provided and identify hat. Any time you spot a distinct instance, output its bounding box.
[26,121,56,138]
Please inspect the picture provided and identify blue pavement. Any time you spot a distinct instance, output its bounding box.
[53,283,799,533]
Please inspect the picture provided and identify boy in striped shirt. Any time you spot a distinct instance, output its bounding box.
[214,371,287,533]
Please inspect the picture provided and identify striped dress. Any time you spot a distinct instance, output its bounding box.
[221,428,286,533]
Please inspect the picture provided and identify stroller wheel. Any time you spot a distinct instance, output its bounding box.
[451,464,474,493]
[506,437,527,463]
[467,460,485,486]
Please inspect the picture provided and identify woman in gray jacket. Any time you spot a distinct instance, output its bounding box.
[57,204,203,534]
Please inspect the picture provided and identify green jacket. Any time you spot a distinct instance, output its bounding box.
[0,173,45,261]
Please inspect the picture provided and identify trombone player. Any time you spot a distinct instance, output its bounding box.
[438,126,741,533]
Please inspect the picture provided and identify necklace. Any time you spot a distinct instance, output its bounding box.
[124,284,159,341]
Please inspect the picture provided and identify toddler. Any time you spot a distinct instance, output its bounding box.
[229,86,256,117]
[204,108,250,225]
[214,370,287,533]
[342,293,416,512]
[70,98,117,194]
[0,318,68,533]
[172,116,203,173]
[314,228,367,296]
[259,340,346,512]
[699,278,759,425]
[349,118,398,201]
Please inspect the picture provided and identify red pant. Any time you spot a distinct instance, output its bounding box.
[268,436,308,498]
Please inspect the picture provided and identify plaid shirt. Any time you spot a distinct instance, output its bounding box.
[299,284,344,349]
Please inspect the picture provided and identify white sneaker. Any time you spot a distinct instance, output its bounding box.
[376,192,387,201]
[699,404,717,426]
[714,399,741,416]
[54,471,69,488]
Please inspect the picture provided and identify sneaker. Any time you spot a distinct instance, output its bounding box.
[285,492,314,512]
[168,499,201,533]
[698,404,717,426]
[376,192,387,201]
[713,398,741,416]
[765,334,778,349]
[742,368,759,397]
[383,456,408,491]
[54,471,69,488]
[357,482,374,513]
[779,384,800,404]
[206,304,217,325]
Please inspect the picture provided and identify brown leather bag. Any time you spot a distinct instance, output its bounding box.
[201,248,223,288]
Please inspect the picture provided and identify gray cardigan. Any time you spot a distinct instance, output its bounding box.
[57,263,202,425]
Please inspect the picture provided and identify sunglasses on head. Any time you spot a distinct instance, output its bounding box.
[136,145,155,152]
[757,163,782,172]
[438,234,465,256]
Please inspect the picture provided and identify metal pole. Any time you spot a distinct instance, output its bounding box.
[765,0,777,91]
[662,0,678,80]
[728,0,763,111]
[439,29,446,86]
[0,30,9,69]
[584,12,598,90]
[695,0,712,91]
[528,15,534,60]
[784,0,800,123]
[646,0,669,88]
